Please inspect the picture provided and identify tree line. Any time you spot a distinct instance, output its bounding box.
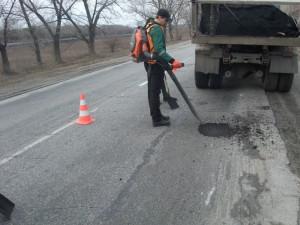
[128,0,192,40]
[0,0,191,75]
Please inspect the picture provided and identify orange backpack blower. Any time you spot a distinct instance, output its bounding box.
[130,23,156,63]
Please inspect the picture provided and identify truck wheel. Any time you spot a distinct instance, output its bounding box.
[195,72,209,89]
[208,74,223,89]
[264,73,279,92]
[278,73,294,92]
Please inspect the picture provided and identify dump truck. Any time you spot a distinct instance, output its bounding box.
[191,0,300,92]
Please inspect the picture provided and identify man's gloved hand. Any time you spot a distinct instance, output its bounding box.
[172,60,183,69]
[171,59,183,72]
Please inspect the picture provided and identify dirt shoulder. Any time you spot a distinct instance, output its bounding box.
[0,40,190,101]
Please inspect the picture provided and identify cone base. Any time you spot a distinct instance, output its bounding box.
[76,117,94,125]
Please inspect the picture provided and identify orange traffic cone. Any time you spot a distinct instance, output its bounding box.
[76,93,94,125]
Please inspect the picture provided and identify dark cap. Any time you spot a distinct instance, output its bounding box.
[157,9,171,21]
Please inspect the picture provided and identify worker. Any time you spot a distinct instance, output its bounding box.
[144,9,183,127]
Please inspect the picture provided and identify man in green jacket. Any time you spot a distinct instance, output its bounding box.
[144,9,183,127]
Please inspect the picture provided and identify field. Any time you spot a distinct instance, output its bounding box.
[1,36,131,76]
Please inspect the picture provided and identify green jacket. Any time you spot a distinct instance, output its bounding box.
[148,23,173,63]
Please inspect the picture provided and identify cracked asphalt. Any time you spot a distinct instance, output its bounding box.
[0,42,299,225]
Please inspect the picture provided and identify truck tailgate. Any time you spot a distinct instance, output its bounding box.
[193,0,300,4]
[192,34,300,47]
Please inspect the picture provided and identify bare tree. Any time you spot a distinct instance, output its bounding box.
[61,0,119,56]
[128,0,187,41]
[0,0,16,75]
[19,0,42,65]
[154,0,187,40]
[171,0,191,39]
[23,0,66,64]
[127,0,155,22]
[104,37,118,52]
[180,2,192,38]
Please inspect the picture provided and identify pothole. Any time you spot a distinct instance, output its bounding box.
[257,106,271,110]
[198,123,236,138]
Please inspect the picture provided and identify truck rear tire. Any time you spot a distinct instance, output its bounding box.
[208,74,223,89]
[278,73,294,92]
[264,73,279,92]
[195,72,209,89]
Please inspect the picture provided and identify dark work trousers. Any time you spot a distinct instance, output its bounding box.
[144,62,165,122]
[161,75,170,100]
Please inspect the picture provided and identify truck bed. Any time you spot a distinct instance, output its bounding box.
[191,0,300,46]
[192,0,300,5]
[192,34,300,47]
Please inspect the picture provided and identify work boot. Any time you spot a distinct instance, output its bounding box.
[152,117,171,127]
[166,97,179,110]
[163,96,169,102]
[164,96,177,102]
[160,114,170,121]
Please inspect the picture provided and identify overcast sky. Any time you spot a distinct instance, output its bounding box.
[71,1,142,27]
[110,5,138,26]
[3,1,147,29]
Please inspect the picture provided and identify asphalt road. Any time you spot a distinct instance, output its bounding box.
[0,42,299,225]
[267,74,300,178]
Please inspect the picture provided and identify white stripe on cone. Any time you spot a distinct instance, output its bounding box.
[79,110,90,117]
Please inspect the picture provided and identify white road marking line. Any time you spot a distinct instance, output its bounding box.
[0,135,52,167]
[90,107,99,113]
[0,61,132,106]
[0,42,191,106]
[205,187,216,206]
[139,81,148,87]
[51,121,75,135]
[0,107,101,167]
[0,123,74,166]
[0,42,192,165]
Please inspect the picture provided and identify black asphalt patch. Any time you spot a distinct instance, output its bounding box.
[198,123,236,138]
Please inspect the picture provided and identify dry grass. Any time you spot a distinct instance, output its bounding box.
[1,37,131,77]
[0,27,191,83]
